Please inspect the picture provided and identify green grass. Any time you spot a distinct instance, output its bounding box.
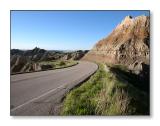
[39,60,77,69]
[61,63,149,115]
[107,63,128,72]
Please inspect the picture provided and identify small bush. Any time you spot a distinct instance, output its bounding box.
[41,64,52,70]
[59,61,66,66]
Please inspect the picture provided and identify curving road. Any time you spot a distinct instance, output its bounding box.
[10,61,98,115]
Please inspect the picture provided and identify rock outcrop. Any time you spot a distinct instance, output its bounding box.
[82,15,150,73]
[11,47,88,74]
[61,50,88,60]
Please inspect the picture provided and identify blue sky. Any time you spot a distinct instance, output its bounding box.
[11,10,149,50]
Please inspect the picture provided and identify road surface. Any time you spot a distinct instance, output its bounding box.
[10,61,98,115]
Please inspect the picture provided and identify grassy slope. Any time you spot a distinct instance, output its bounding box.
[39,60,78,69]
[61,63,149,115]
[11,60,78,75]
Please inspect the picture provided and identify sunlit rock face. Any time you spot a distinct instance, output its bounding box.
[82,15,150,72]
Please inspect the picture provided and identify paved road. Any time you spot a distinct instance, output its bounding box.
[10,61,98,115]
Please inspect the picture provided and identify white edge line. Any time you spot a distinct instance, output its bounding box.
[11,62,98,113]
[11,84,65,112]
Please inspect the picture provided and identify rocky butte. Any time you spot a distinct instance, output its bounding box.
[82,15,150,73]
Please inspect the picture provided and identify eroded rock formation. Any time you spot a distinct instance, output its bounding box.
[82,15,150,73]
[11,47,88,74]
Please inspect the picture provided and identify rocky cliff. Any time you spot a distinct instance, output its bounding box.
[82,15,150,73]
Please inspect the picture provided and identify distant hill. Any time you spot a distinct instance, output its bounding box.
[11,47,88,74]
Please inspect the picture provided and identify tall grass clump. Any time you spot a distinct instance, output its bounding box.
[61,63,149,115]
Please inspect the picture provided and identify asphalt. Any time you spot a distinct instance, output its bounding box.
[10,61,98,115]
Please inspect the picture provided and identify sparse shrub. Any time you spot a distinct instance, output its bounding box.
[59,61,66,66]
[41,64,52,70]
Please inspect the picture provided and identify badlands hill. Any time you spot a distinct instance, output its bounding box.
[82,15,150,73]
[11,47,88,74]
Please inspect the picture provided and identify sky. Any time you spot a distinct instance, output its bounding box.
[11,10,149,50]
